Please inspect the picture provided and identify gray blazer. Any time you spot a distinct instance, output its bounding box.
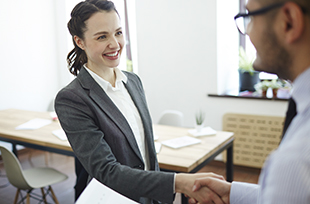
[55,68,174,204]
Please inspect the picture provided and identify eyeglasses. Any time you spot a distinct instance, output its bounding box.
[234,2,285,35]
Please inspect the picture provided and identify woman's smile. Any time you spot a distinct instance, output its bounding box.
[103,51,119,60]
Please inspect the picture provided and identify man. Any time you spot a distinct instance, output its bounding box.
[190,0,310,203]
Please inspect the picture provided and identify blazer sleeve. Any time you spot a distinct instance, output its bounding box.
[55,80,175,203]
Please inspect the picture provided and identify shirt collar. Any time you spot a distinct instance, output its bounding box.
[83,65,128,92]
[291,67,310,114]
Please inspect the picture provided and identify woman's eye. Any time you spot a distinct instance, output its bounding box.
[97,35,106,40]
[116,31,123,35]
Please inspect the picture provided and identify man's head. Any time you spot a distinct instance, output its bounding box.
[245,0,310,81]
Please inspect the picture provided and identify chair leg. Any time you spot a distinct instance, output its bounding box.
[26,193,30,204]
[41,187,48,204]
[49,186,59,204]
[13,189,20,204]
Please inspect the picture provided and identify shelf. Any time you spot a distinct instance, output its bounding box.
[208,91,289,101]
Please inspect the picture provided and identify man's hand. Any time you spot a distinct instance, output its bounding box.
[175,173,226,204]
[190,177,232,204]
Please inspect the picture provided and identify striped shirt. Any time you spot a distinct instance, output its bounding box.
[230,67,310,204]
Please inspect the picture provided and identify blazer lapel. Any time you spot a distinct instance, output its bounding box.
[77,68,144,162]
[124,74,157,168]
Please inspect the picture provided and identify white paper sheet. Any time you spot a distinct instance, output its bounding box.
[76,178,139,204]
[15,118,52,130]
[52,129,67,141]
[153,134,159,140]
[161,136,201,149]
[154,142,162,153]
[188,126,217,137]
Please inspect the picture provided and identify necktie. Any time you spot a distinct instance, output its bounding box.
[282,97,297,139]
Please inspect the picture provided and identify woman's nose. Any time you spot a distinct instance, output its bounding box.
[108,36,120,49]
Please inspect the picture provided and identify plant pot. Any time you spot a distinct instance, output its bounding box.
[272,88,278,98]
[262,90,267,97]
[195,124,204,132]
[239,70,260,92]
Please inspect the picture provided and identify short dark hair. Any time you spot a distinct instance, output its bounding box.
[258,0,310,11]
[256,0,310,27]
[67,0,119,76]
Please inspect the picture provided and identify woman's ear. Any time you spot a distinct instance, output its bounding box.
[74,36,85,50]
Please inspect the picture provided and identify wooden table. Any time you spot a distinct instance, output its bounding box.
[154,124,234,175]
[0,109,73,156]
[0,109,234,203]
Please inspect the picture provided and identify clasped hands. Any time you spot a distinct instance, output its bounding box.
[175,173,231,204]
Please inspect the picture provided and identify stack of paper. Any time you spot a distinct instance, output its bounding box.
[52,129,67,141]
[15,118,52,130]
[153,134,159,140]
[161,136,201,149]
[76,178,139,204]
[188,126,217,137]
[154,142,162,153]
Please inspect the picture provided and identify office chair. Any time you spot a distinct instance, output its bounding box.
[0,146,68,204]
[158,110,184,127]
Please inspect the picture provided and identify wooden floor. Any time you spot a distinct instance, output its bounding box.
[0,149,261,204]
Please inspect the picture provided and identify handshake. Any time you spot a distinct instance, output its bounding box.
[175,173,231,204]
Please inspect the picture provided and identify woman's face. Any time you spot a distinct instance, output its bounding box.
[75,11,124,71]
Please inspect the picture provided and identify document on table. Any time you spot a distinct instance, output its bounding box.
[153,134,159,140]
[161,136,201,149]
[188,126,217,137]
[154,142,162,153]
[76,178,139,204]
[52,129,67,141]
[15,118,52,130]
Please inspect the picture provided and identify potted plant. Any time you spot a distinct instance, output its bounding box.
[254,80,270,97]
[269,79,281,98]
[195,110,205,132]
[255,79,282,98]
[238,46,260,92]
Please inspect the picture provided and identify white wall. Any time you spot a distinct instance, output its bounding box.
[0,0,71,112]
[135,0,288,130]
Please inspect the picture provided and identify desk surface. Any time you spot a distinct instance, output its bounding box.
[0,109,233,173]
[154,125,233,172]
[0,109,72,152]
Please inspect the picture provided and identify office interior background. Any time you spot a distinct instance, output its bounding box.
[0,0,288,131]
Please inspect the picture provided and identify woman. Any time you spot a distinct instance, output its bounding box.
[55,0,223,203]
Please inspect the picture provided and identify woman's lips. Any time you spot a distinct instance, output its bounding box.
[103,51,119,60]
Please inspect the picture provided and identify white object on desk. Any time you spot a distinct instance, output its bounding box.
[52,129,67,141]
[161,136,201,149]
[76,178,139,204]
[154,142,162,153]
[49,111,58,121]
[153,134,159,140]
[188,126,217,137]
[15,118,52,130]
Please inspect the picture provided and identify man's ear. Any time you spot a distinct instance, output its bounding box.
[281,2,305,43]
[74,35,85,50]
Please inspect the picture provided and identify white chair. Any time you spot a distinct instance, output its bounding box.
[158,110,184,127]
[0,146,68,204]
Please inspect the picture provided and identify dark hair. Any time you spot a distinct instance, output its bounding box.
[67,0,118,76]
[258,0,310,12]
